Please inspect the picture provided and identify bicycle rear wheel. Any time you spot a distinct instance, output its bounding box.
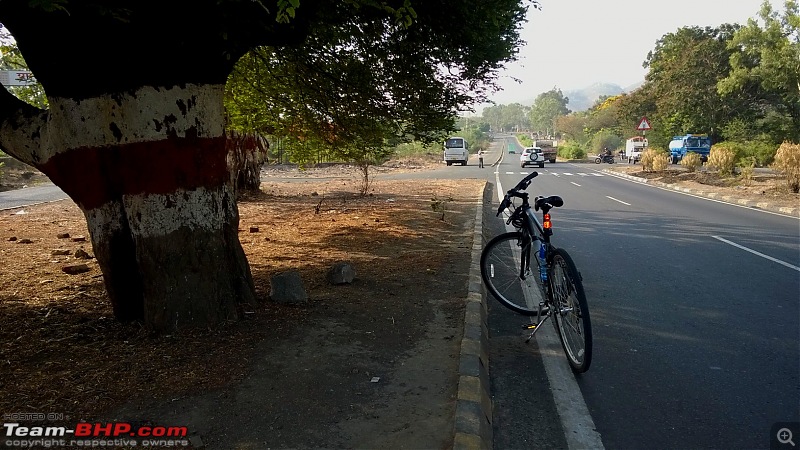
[549,248,592,373]
[480,232,543,316]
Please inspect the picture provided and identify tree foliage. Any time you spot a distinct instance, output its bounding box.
[527,88,570,133]
[225,0,535,164]
[718,0,800,142]
[644,25,744,142]
[0,25,47,109]
[481,103,530,132]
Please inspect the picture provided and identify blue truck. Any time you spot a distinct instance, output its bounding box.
[668,134,712,164]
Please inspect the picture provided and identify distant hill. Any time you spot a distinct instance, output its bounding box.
[564,83,625,112]
[510,80,644,112]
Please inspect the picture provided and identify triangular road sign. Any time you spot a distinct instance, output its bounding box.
[637,117,652,130]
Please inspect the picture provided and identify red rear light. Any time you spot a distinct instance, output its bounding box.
[543,213,552,229]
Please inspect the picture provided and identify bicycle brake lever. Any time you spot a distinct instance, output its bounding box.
[496,195,510,217]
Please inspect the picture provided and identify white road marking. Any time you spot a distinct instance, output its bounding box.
[598,166,799,219]
[606,196,631,206]
[712,236,800,272]
[571,182,581,187]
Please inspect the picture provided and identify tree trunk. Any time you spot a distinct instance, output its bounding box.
[227,131,269,195]
[30,84,256,331]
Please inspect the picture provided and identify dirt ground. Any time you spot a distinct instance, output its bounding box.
[0,162,484,449]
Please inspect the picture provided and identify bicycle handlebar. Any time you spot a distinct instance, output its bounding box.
[513,171,539,191]
[496,171,538,216]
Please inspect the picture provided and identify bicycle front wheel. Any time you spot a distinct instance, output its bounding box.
[480,232,543,316]
[549,248,592,373]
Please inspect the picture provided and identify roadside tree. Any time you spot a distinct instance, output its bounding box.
[0,0,533,331]
[527,88,570,134]
[718,0,800,143]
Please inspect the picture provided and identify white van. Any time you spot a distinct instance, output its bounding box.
[625,136,648,163]
[443,137,469,166]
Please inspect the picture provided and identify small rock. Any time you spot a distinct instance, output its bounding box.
[327,262,355,285]
[249,226,259,233]
[74,248,93,259]
[51,249,71,256]
[56,232,70,239]
[269,270,308,304]
[62,264,90,275]
[7,237,17,242]
[17,238,33,244]
[311,191,319,196]
[70,236,87,242]
[13,210,27,215]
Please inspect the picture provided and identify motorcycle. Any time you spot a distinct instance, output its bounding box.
[594,153,615,164]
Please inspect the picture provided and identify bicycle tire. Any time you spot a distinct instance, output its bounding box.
[480,232,543,316]
[549,248,592,373]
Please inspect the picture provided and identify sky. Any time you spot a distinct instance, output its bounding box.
[485,0,780,107]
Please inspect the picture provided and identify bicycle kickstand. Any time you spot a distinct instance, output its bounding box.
[524,302,550,343]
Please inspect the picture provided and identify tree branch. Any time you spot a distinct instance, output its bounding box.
[0,87,48,166]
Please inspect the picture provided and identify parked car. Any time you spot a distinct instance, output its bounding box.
[520,147,545,168]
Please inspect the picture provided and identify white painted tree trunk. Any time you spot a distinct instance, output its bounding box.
[32,84,256,330]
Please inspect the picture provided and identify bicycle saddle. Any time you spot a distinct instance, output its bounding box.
[535,195,564,209]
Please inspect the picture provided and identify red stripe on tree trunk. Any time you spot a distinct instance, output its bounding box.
[40,135,229,210]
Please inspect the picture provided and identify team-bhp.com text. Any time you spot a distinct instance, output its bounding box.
[4,422,189,447]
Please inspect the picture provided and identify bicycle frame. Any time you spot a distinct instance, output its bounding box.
[503,192,559,340]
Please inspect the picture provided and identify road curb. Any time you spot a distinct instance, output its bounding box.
[453,183,492,450]
[602,169,800,218]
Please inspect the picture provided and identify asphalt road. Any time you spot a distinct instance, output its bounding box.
[486,135,799,450]
[0,183,68,211]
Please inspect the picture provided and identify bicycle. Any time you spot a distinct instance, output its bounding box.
[480,171,593,373]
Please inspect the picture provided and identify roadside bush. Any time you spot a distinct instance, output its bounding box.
[680,152,702,172]
[772,141,800,193]
[713,139,778,167]
[744,139,779,167]
[739,157,756,186]
[707,145,736,176]
[641,147,669,172]
[590,130,623,155]
[517,134,534,147]
[557,140,586,160]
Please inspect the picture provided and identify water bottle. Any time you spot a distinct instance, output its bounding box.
[538,241,548,281]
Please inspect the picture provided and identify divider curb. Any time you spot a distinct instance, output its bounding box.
[453,182,492,450]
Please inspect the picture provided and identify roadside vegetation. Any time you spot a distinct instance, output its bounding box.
[478,0,798,183]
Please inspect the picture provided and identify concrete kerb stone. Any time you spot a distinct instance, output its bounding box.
[601,169,799,218]
[453,182,492,450]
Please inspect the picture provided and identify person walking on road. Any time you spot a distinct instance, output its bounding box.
[478,149,485,168]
